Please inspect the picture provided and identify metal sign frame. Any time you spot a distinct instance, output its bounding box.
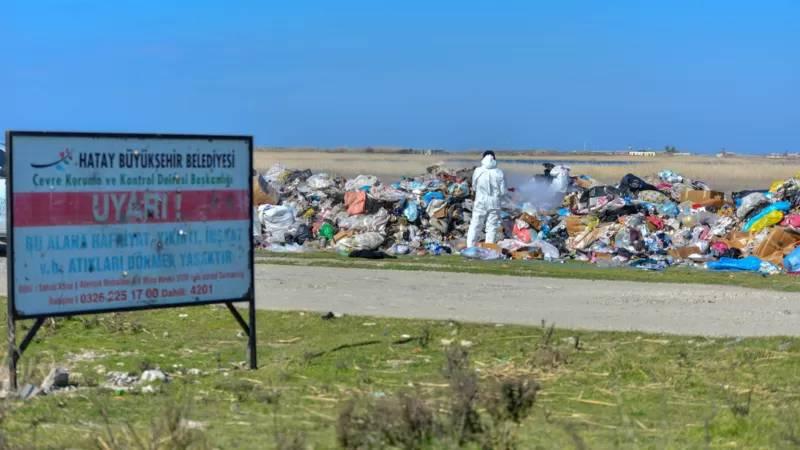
[5,131,257,391]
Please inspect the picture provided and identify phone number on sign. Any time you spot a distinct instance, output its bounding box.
[72,284,215,304]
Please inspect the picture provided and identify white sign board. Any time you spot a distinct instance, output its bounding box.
[7,132,254,318]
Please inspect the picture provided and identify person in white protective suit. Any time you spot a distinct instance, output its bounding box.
[549,165,571,194]
[467,151,506,248]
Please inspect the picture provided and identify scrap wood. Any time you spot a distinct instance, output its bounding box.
[301,406,336,421]
[415,382,450,388]
[302,395,339,403]
[571,398,618,407]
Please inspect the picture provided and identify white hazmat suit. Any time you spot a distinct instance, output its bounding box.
[467,154,506,248]
[549,165,571,194]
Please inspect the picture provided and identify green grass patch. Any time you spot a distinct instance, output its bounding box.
[256,250,800,293]
[0,299,799,448]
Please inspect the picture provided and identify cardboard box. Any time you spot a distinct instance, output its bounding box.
[724,231,752,250]
[693,197,727,209]
[763,251,787,268]
[668,245,703,260]
[753,227,800,262]
[566,216,589,236]
[253,177,279,205]
[333,230,355,242]
[680,189,725,204]
[574,177,598,189]
[511,250,541,260]
[519,213,541,230]
[591,252,613,261]
[478,242,500,251]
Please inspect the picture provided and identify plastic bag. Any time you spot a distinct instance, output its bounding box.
[387,243,411,255]
[259,205,296,244]
[426,199,448,219]
[784,247,800,273]
[336,232,385,252]
[338,209,390,233]
[658,170,684,184]
[306,173,334,190]
[706,256,762,272]
[460,246,502,260]
[318,222,335,240]
[404,201,420,222]
[261,205,295,228]
[528,240,560,259]
[512,222,532,243]
[344,175,379,192]
[742,201,790,232]
[368,185,408,202]
[736,192,768,219]
[746,210,783,233]
[782,214,800,229]
[344,191,367,215]
[618,174,657,196]
[422,191,445,205]
[658,202,680,218]
[637,190,669,204]
[263,163,289,185]
[448,181,469,198]
[263,243,305,253]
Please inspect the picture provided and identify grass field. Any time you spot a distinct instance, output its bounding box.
[3,298,800,449]
[254,149,800,193]
[256,251,800,293]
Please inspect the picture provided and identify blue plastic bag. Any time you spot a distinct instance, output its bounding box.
[403,201,419,222]
[658,202,679,218]
[422,191,445,205]
[707,256,762,272]
[460,246,502,260]
[784,247,800,273]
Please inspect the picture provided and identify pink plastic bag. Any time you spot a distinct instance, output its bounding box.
[512,222,532,243]
[781,214,800,228]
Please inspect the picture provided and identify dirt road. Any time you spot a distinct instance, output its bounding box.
[254,264,799,337]
[2,258,798,336]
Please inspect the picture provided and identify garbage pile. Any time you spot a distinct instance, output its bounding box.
[253,162,800,274]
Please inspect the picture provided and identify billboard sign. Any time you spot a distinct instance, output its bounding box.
[6,132,254,319]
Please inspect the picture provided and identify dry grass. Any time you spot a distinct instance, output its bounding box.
[254,150,799,193]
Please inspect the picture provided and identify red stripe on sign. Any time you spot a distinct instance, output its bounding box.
[13,190,250,227]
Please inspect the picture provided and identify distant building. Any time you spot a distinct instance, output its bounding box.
[628,151,656,157]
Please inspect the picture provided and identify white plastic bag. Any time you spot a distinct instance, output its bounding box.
[306,173,335,190]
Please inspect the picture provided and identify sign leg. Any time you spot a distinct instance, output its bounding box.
[248,299,257,369]
[7,314,16,392]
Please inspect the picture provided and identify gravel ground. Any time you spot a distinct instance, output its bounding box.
[3,258,799,337]
[254,264,800,337]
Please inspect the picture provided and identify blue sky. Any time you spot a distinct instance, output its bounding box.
[2,1,798,153]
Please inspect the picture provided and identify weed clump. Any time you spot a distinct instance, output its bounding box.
[336,346,540,450]
[337,393,436,450]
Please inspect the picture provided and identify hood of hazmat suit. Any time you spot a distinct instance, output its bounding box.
[467,155,506,247]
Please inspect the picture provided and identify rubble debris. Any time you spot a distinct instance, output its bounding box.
[40,367,70,393]
[253,162,800,274]
[139,369,168,383]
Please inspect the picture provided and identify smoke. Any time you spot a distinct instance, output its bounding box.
[505,172,566,213]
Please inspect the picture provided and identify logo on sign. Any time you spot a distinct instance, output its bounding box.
[31,148,73,171]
